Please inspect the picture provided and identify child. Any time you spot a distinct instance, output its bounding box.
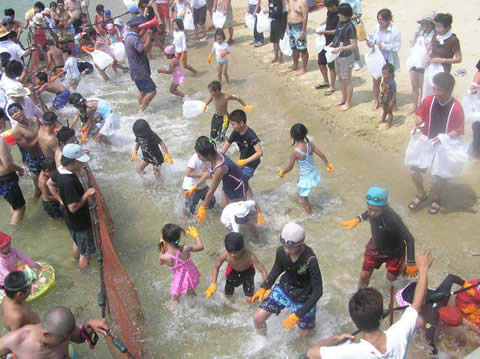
[105,23,120,44]
[220,199,265,233]
[0,232,40,286]
[38,158,64,221]
[379,63,396,129]
[158,46,185,98]
[205,232,268,303]
[104,9,113,26]
[45,40,65,74]
[279,123,334,215]
[208,29,230,84]
[35,72,71,111]
[202,81,253,142]
[158,224,203,308]
[95,4,105,36]
[174,0,191,20]
[172,19,197,74]
[88,28,128,81]
[130,119,174,179]
[62,47,82,89]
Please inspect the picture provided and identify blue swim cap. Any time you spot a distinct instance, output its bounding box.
[366,186,388,207]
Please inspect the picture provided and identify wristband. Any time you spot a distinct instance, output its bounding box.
[79,325,99,349]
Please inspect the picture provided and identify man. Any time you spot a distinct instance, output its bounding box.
[49,144,95,269]
[252,222,323,337]
[407,72,464,214]
[0,134,25,225]
[0,29,29,63]
[45,40,65,74]
[339,187,418,288]
[255,0,286,64]
[287,0,309,76]
[0,306,108,359]
[65,0,82,24]
[37,111,61,159]
[3,9,23,42]
[306,250,433,359]
[55,0,74,50]
[124,16,156,112]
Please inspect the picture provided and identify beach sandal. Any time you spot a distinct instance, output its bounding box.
[315,83,329,90]
[454,68,467,77]
[408,194,428,210]
[429,201,441,214]
[324,89,335,96]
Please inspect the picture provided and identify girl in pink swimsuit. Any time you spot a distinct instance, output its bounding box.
[158,224,203,308]
[158,45,186,98]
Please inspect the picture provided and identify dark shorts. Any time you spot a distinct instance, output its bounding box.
[184,186,215,214]
[223,180,248,200]
[68,227,96,256]
[270,17,286,44]
[25,153,45,176]
[206,0,214,11]
[42,200,64,221]
[135,77,157,93]
[260,284,316,329]
[288,23,307,52]
[410,67,425,74]
[224,264,255,296]
[78,61,94,74]
[211,113,229,140]
[362,238,405,275]
[0,172,25,210]
[318,49,335,69]
[53,89,71,110]
[193,6,207,25]
[242,166,256,180]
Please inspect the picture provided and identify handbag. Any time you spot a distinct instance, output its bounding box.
[355,19,366,41]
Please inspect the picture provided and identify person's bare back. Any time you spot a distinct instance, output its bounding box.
[287,0,307,24]
[1,299,40,332]
[47,47,65,70]
[38,82,67,95]
[37,124,60,159]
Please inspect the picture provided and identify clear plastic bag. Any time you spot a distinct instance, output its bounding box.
[365,46,386,80]
[279,34,292,56]
[183,100,206,119]
[462,92,480,124]
[406,37,427,71]
[431,134,470,179]
[315,25,326,54]
[256,12,271,33]
[324,46,339,63]
[91,50,114,70]
[184,11,195,30]
[422,63,444,100]
[404,133,435,169]
[110,42,125,62]
[245,13,255,33]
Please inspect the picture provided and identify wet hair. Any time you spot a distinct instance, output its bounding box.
[132,119,155,138]
[145,6,155,20]
[56,126,76,144]
[290,123,309,144]
[62,47,72,55]
[195,135,209,145]
[349,288,383,332]
[215,29,226,41]
[43,111,58,124]
[161,223,184,250]
[4,9,15,17]
[224,232,244,253]
[5,60,23,78]
[434,13,452,29]
[382,63,394,78]
[230,109,247,124]
[0,52,11,68]
[173,18,184,31]
[433,72,455,94]
[86,28,97,40]
[49,2,57,8]
[57,0,64,4]
[195,137,217,158]
[41,306,76,341]
[96,4,104,13]
[34,2,46,11]
[69,93,85,107]
[46,39,55,47]
[7,31,17,41]
[36,71,48,83]
[4,271,30,299]
[325,0,339,7]
[337,3,352,18]
[208,80,221,92]
[377,8,392,22]
[40,158,56,172]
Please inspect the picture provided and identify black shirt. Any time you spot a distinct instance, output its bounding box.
[261,245,323,318]
[325,10,339,44]
[227,127,261,169]
[268,0,283,20]
[136,133,164,166]
[428,97,454,139]
[52,170,91,231]
[332,20,356,57]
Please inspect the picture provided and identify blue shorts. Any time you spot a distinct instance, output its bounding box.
[135,77,157,93]
[53,89,71,110]
[260,284,316,329]
[298,187,313,197]
[25,153,45,176]
[242,166,256,180]
[289,23,307,52]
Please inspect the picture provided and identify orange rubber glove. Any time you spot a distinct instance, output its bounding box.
[184,185,198,197]
[278,170,285,178]
[282,314,300,329]
[201,104,207,112]
[339,217,360,230]
[196,205,207,222]
[208,54,212,64]
[157,68,164,74]
[251,288,267,303]
[79,131,88,144]
[257,212,266,225]
[180,53,185,61]
[326,162,334,173]
[464,282,477,296]
[220,51,228,58]
[236,159,247,167]
[243,105,254,112]
[406,264,419,278]
[164,153,173,164]
[80,126,87,134]
[130,151,137,161]
[205,283,217,298]
[186,225,199,239]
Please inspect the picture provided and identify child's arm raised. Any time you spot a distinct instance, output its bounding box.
[184,226,204,252]
[279,151,298,177]
[250,251,269,281]
[205,251,227,298]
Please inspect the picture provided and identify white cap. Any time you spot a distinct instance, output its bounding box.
[280,222,305,247]
[234,200,256,224]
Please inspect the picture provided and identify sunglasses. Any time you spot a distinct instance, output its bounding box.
[366,195,385,203]
[279,235,304,247]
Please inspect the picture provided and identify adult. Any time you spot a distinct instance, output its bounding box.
[213,0,234,44]
[248,0,264,47]
[366,9,401,111]
[286,0,309,76]
[255,0,287,64]
[55,0,74,51]
[468,60,480,158]
[252,222,323,337]
[407,72,464,214]
[124,16,156,112]
[24,2,46,28]
[65,0,82,24]
[339,0,362,70]
[339,187,417,289]
[0,306,108,359]
[49,144,96,269]
[37,111,61,159]
[5,82,44,129]
[154,0,171,37]
[0,29,28,63]
[3,9,23,42]
[408,11,435,114]
[429,13,461,74]
[306,250,432,359]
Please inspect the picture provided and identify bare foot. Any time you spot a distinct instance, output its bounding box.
[335,101,345,107]
[385,123,392,129]
[372,102,379,111]
[378,118,385,124]
[342,104,352,111]
[287,65,298,72]
[271,57,278,64]
[408,107,417,115]
[296,68,307,76]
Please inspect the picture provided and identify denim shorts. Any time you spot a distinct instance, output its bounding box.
[135,77,157,93]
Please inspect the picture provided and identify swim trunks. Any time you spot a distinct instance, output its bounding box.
[224,264,255,296]
[288,23,307,52]
[241,166,256,180]
[25,153,45,176]
[53,89,71,110]
[68,227,96,256]
[184,186,215,215]
[42,200,64,221]
[211,113,229,140]
[0,172,25,210]
[156,3,170,19]
[362,238,405,275]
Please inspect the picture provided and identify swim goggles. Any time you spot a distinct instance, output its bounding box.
[366,195,386,203]
[279,235,304,247]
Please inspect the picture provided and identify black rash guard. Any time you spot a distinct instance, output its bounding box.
[260,245,323,318]
[358,206,416,265]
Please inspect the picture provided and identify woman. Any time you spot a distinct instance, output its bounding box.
[429,13,461,73]
[367,9,401,110]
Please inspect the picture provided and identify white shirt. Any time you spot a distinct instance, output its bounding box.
[248,0,258,6]
[220,200,256,232]
[176,1,188,16]
[0,40,26,62]
[190,0,206,9]
[320,307,419,359]
[367,23,401,70]
[6,97,43,129]
[156,0,167,4]
[64,56,80,79]
[172,31,187,53]
[213,41,229,62]
[182,153,210,190]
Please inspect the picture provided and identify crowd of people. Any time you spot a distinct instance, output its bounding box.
[0,0,478,358]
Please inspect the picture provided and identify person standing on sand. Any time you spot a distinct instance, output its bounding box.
[213,0,234,44]
[254,0,287,64]
[339,0,362,70]
[287,0,309,76]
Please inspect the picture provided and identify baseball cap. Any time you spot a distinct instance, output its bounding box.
[279,222,305,247]
[104,9,111,15]
[234,200,256,225]
[0,232,12,249]
[366,186,388,207]
[225,232,244,252]
[128,6,139,14]
[62,143,90,162]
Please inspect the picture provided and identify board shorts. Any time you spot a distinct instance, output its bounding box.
[53,89,71,110]
[242,166,256,180]
[260,283,316,329]
[225,264,255,296]
[335,54,354,80]
[211,113,229,140]
[156,3,170,19]
[68,227,96,256]
[362,238,405,276]
[288,23,307,52]
[193,6,207,25]
[42,200,64,221]
[25,153,45,176]
[0,172,25,210]
[184,186,215,214]
[318,49,334,69]
[135,77,157,93]
[270,17,286,44]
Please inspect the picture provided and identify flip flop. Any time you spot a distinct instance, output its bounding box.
[428,201,441,214]
[324,89,335,96]
[315,83,329,90]
[408,194,428,210]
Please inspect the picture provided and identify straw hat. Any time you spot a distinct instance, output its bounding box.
[0,28,11,39]
[417,11,436,24]
[6,82,31,98]
[32,13,44,26]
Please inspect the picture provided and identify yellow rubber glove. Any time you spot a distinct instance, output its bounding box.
[202,104,207,112]
[282,313,300,329]
[208,54,212,64]
[264,289,271,297]
[326,162,334,173]
[220,51,228,58]
[184,185,198,197]
[243,105,254,112]
[79,131,88,144]
[196,205,207,222]
[257,212,266,225]
[251,288,267,303]
[278,170,285,178]
[339,217,360,230]
[186,225,199,238]
[236,159,248,167]
[406,264,419,278]
[164,153,173,164]
[130,151,137,161]
[464,282,477,296]
[205,283,217,298]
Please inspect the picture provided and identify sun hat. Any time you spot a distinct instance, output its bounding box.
[280,222,305,247]
[32,13,44,26]
[417,11,436,25]
[62,143,90,162]
[225,232,244,252]
[234,200,256,225]
[0,28,12,39]
[163,45,175,56]
[439,306,463,326]
[6,82,31,98]
[366,186,388,207]
[0,232,12,249]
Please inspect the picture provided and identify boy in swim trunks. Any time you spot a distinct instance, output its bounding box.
[38,158,64,221]
[287,0,309,76]
[45,40,65,75]
[339,187,418,288]
[205,232,268,303]
[202,81,253,142]
[35,72,71,111]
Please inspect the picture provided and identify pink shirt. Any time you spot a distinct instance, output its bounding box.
[0,248,38,285]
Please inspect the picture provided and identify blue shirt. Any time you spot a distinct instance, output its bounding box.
[124,31,151,81]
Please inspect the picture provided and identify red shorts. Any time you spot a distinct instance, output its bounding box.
[362,238,405,275]
[156,3,170,20]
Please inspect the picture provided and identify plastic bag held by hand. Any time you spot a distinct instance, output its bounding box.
[257,212,266,225]
[326,162,334,173]
[251,288,267,303]
[205,283,217,298]
[184,185,198,197]
[282,314,300,329]
[164,153,174,164]
[196,205,207,222]
[186,225,199,238]
[130,151,137,161]
[365,46,386,80]
[406,264,419,277]
[339,217,360,230]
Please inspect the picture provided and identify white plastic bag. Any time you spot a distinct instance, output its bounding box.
[406,37,427,71]
[279,34,292,56]
[256,12,271,33]
[462,92,480,124]
[183,100,206,119]
[404,134,435,169]
[431,134,470,179]
[245,13,255,33]
[324,46,339,64]
[365,46,386,80]
[422,63,444,100]
[122,0,137,8]
[315,25,326,53]
[91,50,114,70]
[184,11,195,30]
[110,42,125,62]
[212,11,226,28]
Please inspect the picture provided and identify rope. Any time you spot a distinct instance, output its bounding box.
[33,11,129,31]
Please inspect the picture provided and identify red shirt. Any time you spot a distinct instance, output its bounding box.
[416,95,464,139]
[33,28,46,46]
